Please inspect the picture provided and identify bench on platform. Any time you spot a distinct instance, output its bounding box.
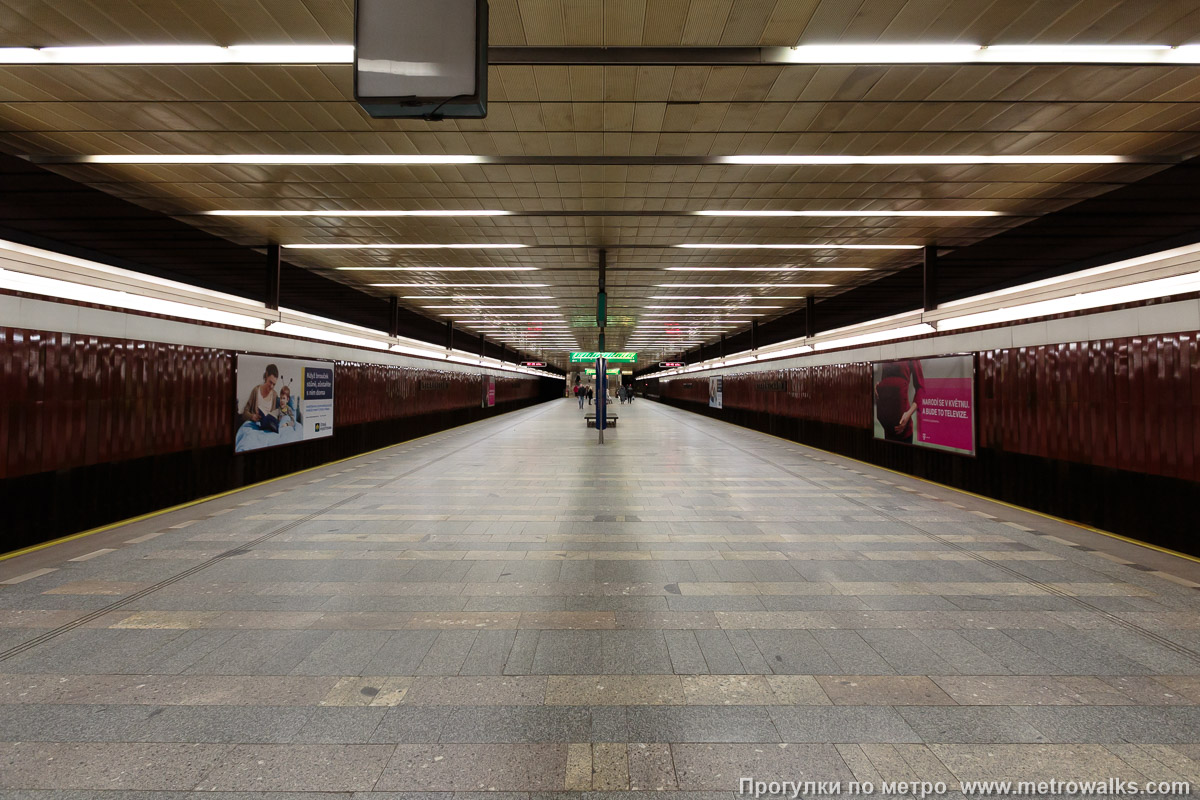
[584,414,618,428]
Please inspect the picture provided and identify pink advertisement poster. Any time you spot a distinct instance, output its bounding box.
[872,354,975,456]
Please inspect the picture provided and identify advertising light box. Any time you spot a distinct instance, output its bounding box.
[235,354,335,453]
[872,354,975,456]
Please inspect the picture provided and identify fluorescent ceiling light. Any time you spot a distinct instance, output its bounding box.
[423,305,558,309]
[404,295,553,300]
[451,318,563,323]
[441,313,562,317]
[207,209,509,217]
[643,305,782,309]
[390,343,448,359]
[286,243,525,250]
[776,44,979,63]
[719,154,1130,165]
[57,152,1145,168]
[675,243,918,250]
[339,266,539,272]
[79,154,484,165]
[371,283,547,288]
[644,313,764,317]
[696,209,1003,217]
[660,283,832,288]
[936,271,1200,332]
[664,267,870,272]
[266,321,390,350]
[6,43,1198,67]
[0,267,266,330]
[649,295,807,300]
[812,323,935,351]
[0,44,354,64]
[769,43,1200,65]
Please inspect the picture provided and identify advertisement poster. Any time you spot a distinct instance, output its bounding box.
[708,376,723,409]
[872,354,974,456]
[235,353,334,453]
[485,379,496,408]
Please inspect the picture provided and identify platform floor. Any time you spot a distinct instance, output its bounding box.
[2,397,1200,797]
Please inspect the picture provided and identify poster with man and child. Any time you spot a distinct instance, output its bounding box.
[234,353,335,453]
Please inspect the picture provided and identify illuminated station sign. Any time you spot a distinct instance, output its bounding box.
[570,352,637,363]
[659,361,685,368]
[520,361,546,367]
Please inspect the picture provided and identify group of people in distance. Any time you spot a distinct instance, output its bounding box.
[572,381,636,409]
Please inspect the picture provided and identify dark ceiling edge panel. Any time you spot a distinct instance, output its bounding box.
[0,155,541,366]
[634,156,1200,374]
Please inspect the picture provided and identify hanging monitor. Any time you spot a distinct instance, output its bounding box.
[354,0,488,120]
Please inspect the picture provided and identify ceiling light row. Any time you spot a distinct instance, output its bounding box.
[5,43,1200,65]
[207,208,1000,218]
[60,153,1140,166]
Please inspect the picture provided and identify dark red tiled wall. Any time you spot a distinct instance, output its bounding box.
[0,327,541,481]
[661,332,1200,484]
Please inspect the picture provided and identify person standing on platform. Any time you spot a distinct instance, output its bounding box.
[587,386,593,405]
[575,384,584,409]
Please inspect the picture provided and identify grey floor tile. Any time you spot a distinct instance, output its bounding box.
[768,706,923,743]
[626,705,780,742]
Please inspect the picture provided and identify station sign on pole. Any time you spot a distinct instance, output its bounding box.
[520,361,546,367]
[659,361,685,368]
[570,352,636,363]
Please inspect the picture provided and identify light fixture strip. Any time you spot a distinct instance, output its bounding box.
[338,266,539,272]
[5,43,1200,66]
[287,243,526,250]
[674,243,919,250]
[663,267,870,273]
[37,153,1153,167]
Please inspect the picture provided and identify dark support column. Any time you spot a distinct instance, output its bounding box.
[805,293,816,338]
[446,321,454,350]
[923,244,938,312]
[597,248,607,352]
[498,343,506,363]
[265,244,281,311]
[479,334,485,358]
[387,296,399,338]
[751,320,758,350]
[720,334,725,358]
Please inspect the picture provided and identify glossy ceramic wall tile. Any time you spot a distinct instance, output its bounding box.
[0,327,541,480]
[661,332,1200,483]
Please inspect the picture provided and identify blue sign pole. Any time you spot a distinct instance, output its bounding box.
[595,357,607,444]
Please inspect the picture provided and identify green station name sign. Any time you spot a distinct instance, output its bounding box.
[570,352,637,363]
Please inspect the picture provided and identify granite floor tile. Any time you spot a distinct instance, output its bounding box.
[626,705,781,742]
[896,706,1051,743]
[768,706,923,743]
[195,743,394,791]
[3,400,1200,796]
[815,675,957,706]
[374,744,568,791]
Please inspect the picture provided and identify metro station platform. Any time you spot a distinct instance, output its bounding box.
[2,398,1200,796]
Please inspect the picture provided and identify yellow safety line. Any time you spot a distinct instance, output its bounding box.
[0,409,510,564]
[698,410,1200,567]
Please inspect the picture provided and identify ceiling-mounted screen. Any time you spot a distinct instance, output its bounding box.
[354,0,488,119]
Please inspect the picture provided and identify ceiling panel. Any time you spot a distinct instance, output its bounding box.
[1,1,1200,364]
